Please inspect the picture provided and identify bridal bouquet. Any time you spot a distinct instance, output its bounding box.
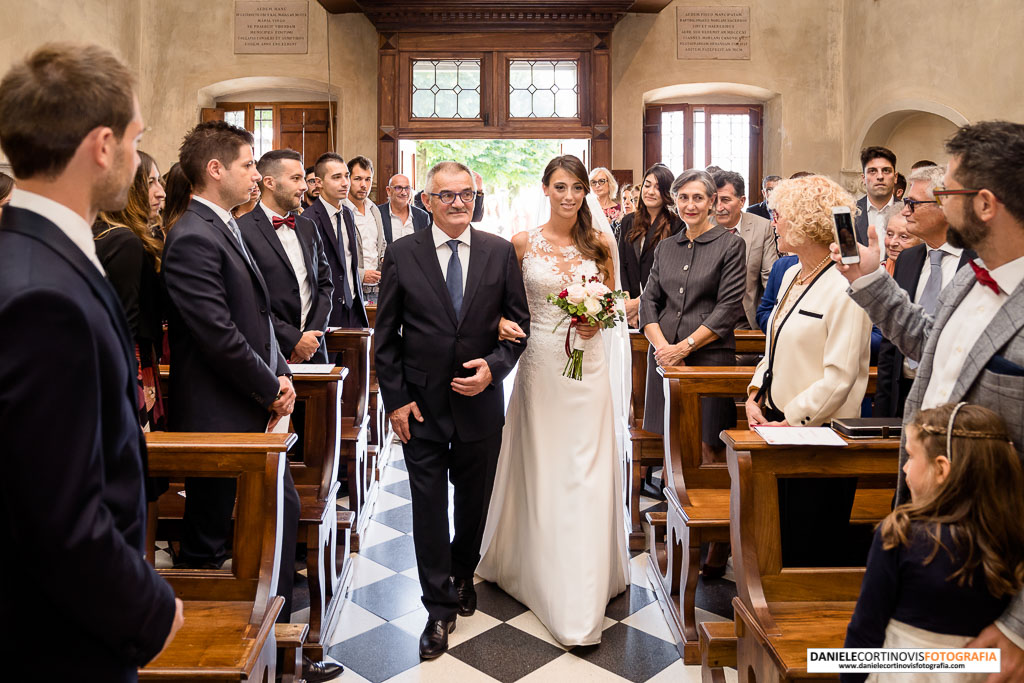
[547,276,626,380]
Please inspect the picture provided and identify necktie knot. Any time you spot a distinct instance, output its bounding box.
[447,239,461,253]
[272,215,296,230]
[969,260,1001,294]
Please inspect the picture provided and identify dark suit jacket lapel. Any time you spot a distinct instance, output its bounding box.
[380,202,393,243]
[2,207,135,377]
[458,228,491,326]
[310,200,344,265]
[412,229,458,326]
[293,214,320,296]
[252,204,296,280]
[898,245,927,299]
[188,200,272,305]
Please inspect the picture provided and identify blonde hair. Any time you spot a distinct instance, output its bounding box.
[768,175,857,247]
[589,167,618,201]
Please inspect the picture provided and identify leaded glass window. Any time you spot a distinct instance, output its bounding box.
[411,59,481,119]
[508,60,578,118]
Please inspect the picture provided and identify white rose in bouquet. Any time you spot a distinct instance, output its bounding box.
[585,281,610,297]
[565,283,587,305]
[583,296,603,317]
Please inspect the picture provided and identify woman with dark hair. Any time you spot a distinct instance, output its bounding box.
[480,154,629,646]
[93,151,167,434]
[160,161,192,236]
[618,163,682,326]
[0,171,13,219]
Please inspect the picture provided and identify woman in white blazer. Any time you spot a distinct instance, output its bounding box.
[745,174,873,567]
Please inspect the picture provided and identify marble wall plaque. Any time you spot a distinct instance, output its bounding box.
[676,6,750,60]
[235,0,308,54]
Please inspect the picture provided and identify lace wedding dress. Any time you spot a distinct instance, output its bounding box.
[477,227,630,646]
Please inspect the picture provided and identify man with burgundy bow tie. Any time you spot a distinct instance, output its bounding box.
[238,149,333,363]
[835,120,1024,678]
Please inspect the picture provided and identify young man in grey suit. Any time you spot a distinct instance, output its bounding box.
[713,171,778,330]
[835,120,1024,679]
[854,146,898,251]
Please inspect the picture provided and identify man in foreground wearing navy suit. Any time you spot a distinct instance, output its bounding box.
[0,42,182,681]
[163,122,341,681]
[375,161,530,659]
[238,148,333,363]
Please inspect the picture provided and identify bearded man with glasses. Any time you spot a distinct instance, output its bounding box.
[835,121,1024,680]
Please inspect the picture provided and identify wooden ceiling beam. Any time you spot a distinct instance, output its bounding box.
[315,1,673,30]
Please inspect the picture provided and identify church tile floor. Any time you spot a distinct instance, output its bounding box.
[320,449,741,682]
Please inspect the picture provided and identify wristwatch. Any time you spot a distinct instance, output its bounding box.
[686,336,697,349]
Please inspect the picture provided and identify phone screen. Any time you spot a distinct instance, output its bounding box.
[833,211,859,261]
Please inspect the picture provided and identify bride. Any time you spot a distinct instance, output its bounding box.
[477,155,630,646]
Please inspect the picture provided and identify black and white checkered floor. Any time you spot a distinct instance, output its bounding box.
[320,450,741,682]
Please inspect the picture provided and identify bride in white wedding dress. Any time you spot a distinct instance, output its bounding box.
[476,155,630,647]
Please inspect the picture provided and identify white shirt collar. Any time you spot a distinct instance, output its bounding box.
[432,224,472,249]
[978,254,1024,295]
[867,194,895,213]
[260,202,287,222]
[191,194,234,227]
[319,196,342,218]
[7,188,105,274]
[933,242,963,258]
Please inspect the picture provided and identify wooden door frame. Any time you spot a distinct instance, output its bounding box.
[377,31,612,198]
[644,103,764,203]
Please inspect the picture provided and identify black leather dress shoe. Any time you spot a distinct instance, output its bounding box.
[453,577,477,616]
[303,656,343,682]
[419,617,456,659]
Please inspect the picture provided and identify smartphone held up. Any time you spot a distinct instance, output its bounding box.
[832,206,859,264]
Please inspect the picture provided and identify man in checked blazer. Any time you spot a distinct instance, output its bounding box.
[836,121,1024,674]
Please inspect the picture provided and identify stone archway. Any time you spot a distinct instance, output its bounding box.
[850,99,968,170]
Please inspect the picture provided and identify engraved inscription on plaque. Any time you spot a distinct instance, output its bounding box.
[677,6,750,60]
[235,0,309,55]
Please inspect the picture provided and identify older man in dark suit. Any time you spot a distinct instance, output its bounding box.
[375,161,530,659]
[238,149,333,363]
[837,121,1024,679]
[0,43,181,681]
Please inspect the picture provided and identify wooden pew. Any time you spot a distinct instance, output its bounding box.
[723,430,899,682]
[628,330,663,550]
[141,432,294,681]
[734,329,766,356]
[154,366,354,661]
[324,328,374,550]
[290,366,352,660]
[647,366,880,664]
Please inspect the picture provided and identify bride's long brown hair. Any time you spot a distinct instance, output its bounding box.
[542,155,612,282]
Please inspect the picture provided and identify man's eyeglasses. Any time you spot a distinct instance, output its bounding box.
[932,187,981,207]
[428,189,476,205]
[389,185,411,193]
[903,198,938,214]
[591,178,608,187]
[769,209,779,222]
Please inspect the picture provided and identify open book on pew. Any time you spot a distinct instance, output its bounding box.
[289,363,337,374]
[751,425,848,446]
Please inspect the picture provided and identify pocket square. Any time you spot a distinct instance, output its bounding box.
[985,354,1024,376]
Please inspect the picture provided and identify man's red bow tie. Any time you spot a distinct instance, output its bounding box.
[272,215,296,230]
[969,260,1001,294]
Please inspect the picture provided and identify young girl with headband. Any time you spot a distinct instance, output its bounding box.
[843,402,1024,682]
